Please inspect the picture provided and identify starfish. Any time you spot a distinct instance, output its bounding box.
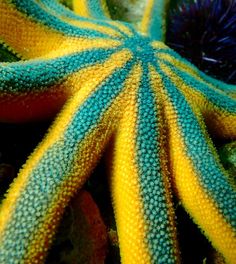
[0,0,235,263]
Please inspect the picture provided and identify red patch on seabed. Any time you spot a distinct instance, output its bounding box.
[0,87,69,123]
[73,190,108,263]
[47,190,108,264]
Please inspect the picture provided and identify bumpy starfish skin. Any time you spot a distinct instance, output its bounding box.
[0,0,235,263]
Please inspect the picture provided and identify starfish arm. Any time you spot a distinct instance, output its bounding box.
[38,0,133,38]
[0,48,118,122]
[187,56,236,97]
[158,50,236,96]
[198,72,236,98]
[38,0,80,20]
[0,0,122,60]
[0,52,135,263]
[157,52,236,139]
[155,64,236,263]
[40,0,133,39]
[0,0,80,59]
[6,0,114,39]
[72,0,110,20]
[139,0,170,41]
[109,64,179,264]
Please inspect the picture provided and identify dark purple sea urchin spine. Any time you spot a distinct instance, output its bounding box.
[166,0,236,84]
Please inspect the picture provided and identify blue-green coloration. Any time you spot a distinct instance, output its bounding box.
[156,62,236,229]
[11,0,116,38]
[136,66,175,263]
[0,49,114,92]
[162,60,236,112]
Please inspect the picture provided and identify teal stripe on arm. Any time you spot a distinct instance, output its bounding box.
[142,0,170,41]
[162,60,236,114]
[0,58,135,262]
[0,48,115,94]
[39,0,131,38]
[135,64,177,263]
[198,71,236,95]
[156,63,236,231]
[158,48,236,95]
[85,0,109,20]
[149,0,169,41]
[39,0,75,18]
[10,0,117,39]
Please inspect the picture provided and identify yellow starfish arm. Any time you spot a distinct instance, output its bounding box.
[139,0,170,41]
[156,66,236,263]
[165,105,236,264]
[158,53,236,139]
[40,0,134,38]
[159,52,236,97]
[110,64,153,263]
[109,64,180,263]
[0,0,120,59]
[0,49,127,122]
[0,49,134,262]
[72,0,110,19]
[39,0,127,39]
[35,0,134,38]
[166,71,236,139]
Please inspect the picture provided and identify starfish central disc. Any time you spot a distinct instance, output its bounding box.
[123,35,156,63]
